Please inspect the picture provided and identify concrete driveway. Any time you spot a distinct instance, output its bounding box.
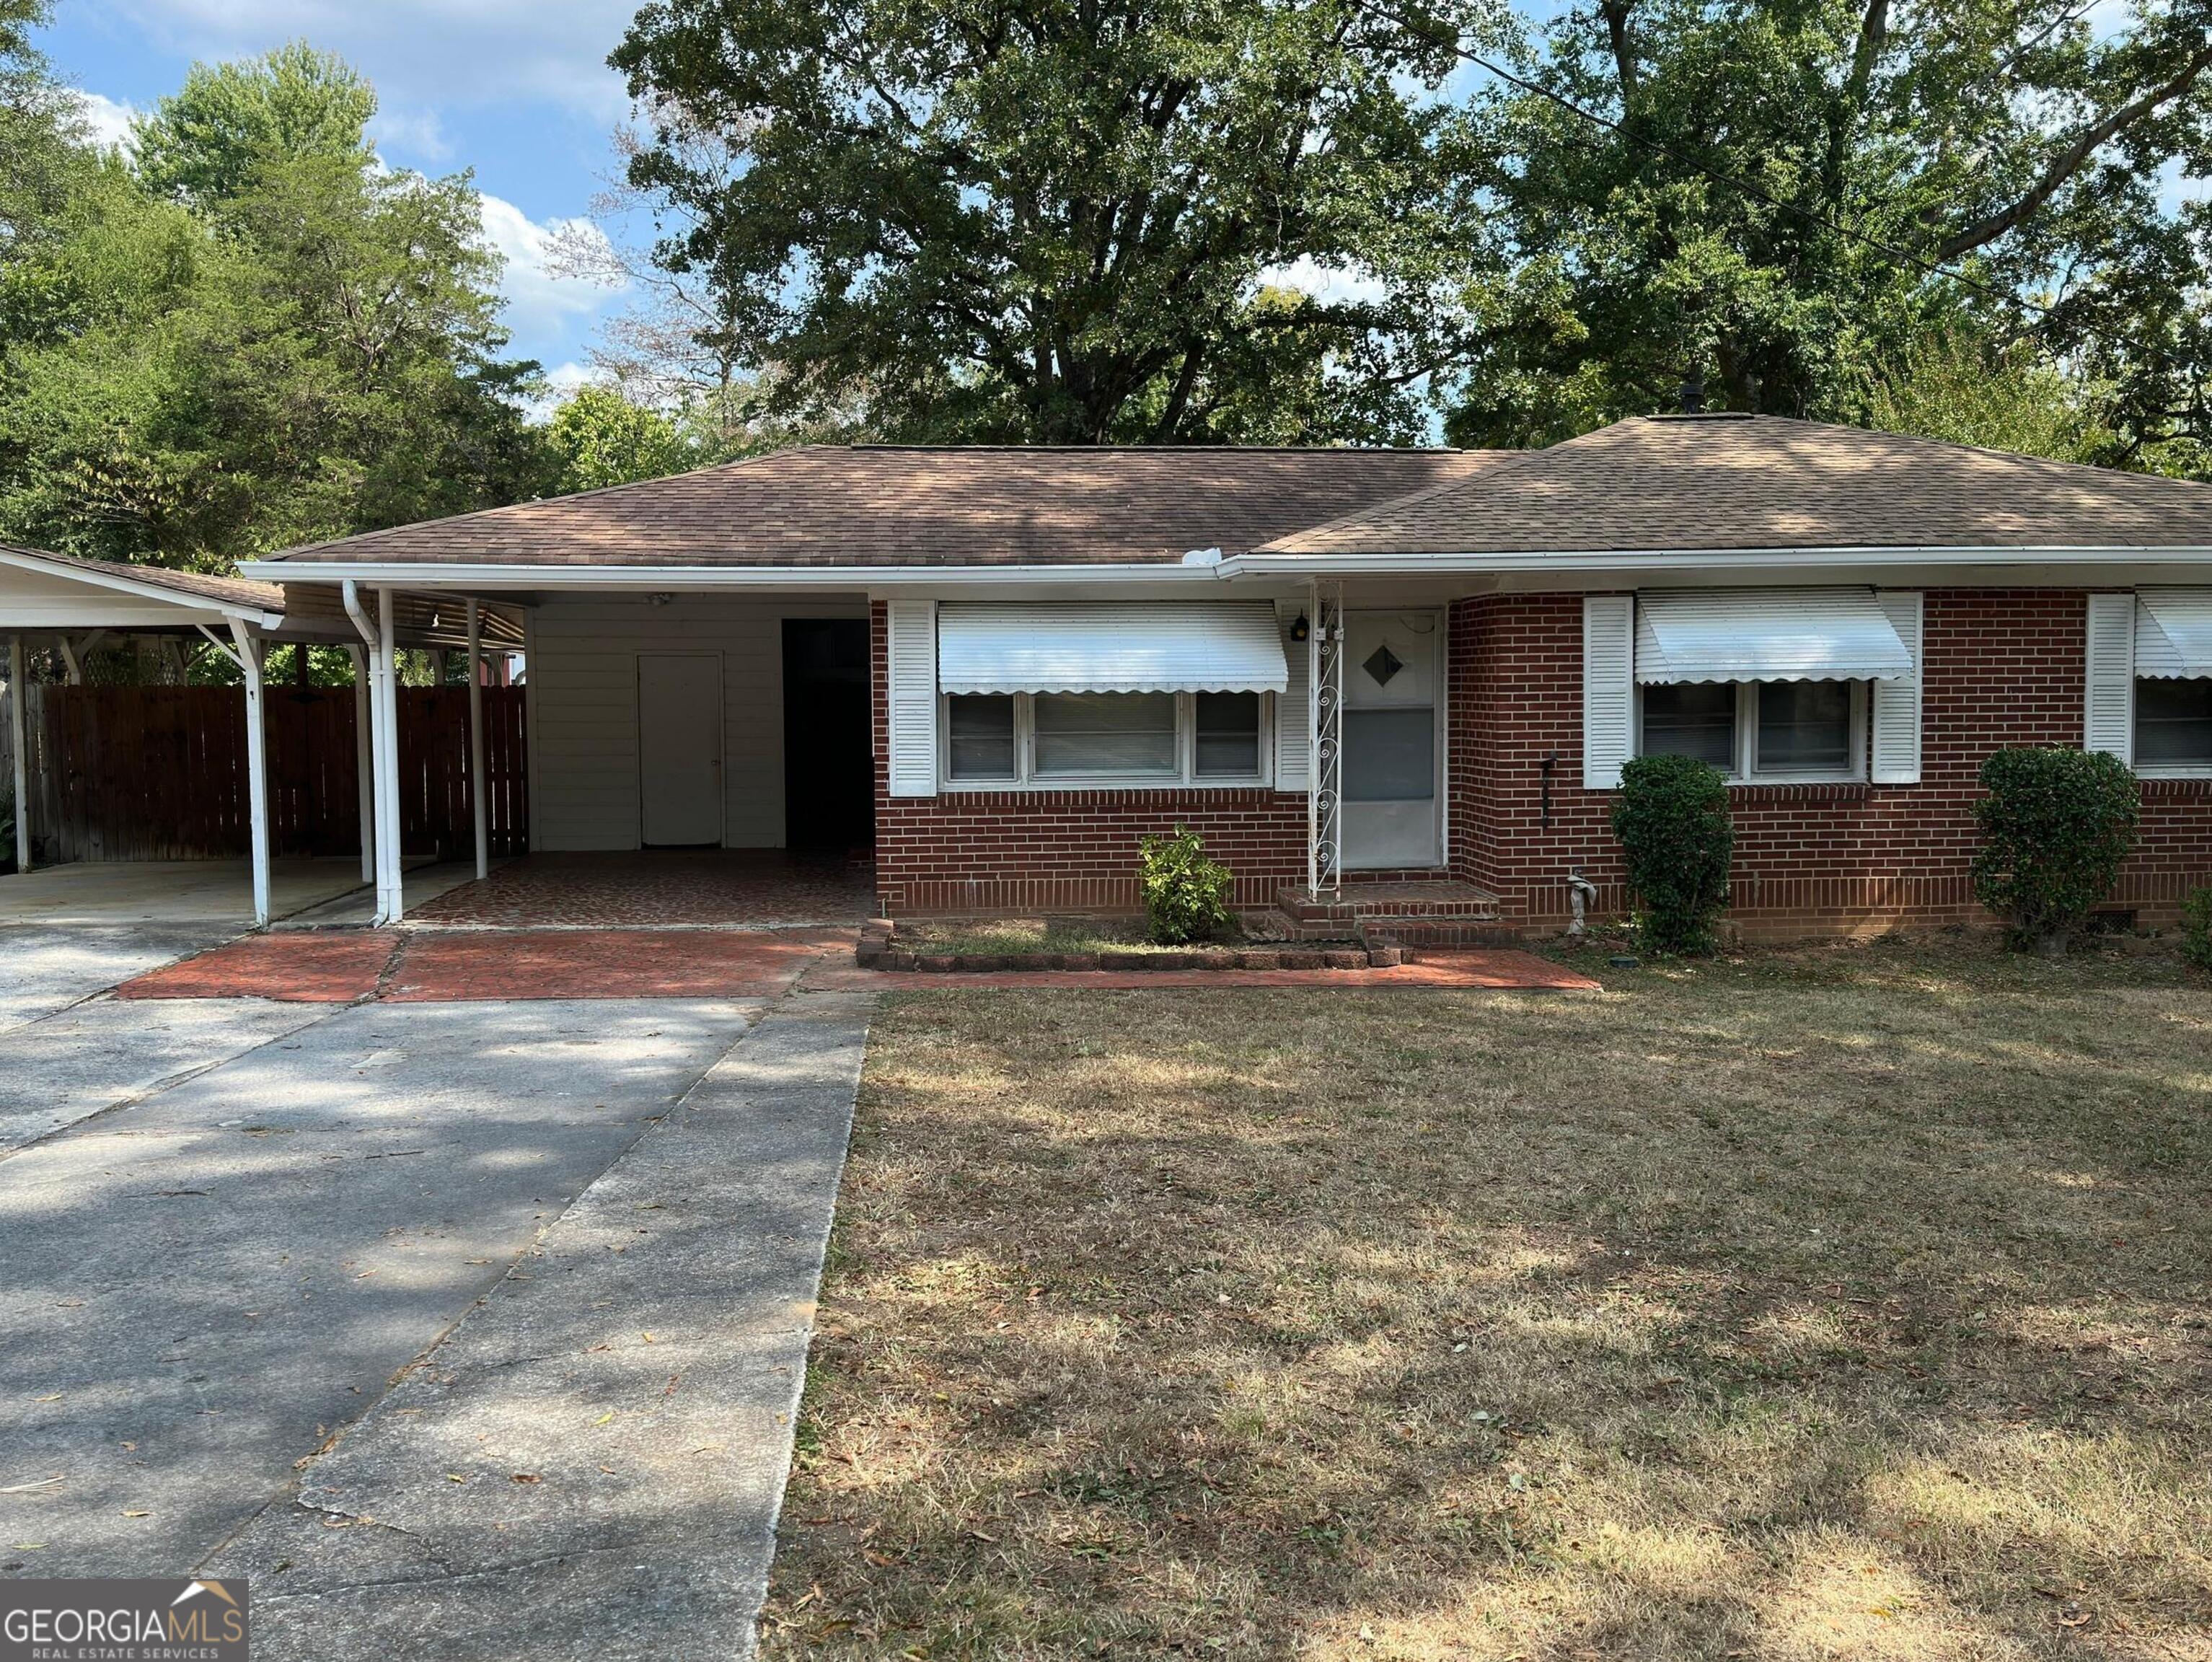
[0,923,868,1661]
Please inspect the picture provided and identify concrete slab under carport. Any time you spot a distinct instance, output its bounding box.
[0,856,483,929]
[0,858,368,926]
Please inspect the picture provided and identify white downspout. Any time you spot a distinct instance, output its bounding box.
[346,643,374,887]
[8,633,28,874]
[467,599,488,881]
[376,586,403,923]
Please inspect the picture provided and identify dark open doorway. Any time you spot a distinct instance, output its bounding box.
[782,618,876,853]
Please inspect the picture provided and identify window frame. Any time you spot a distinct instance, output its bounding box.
[937,690,1274,791]
[1634,680,1869,784]
[2131,676,2212,778]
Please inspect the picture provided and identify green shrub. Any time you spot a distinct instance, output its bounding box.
[2182,886,2212,970]
[1609,752,1733,955]
[1970,747,2139,953]
[1137,827,1235,944]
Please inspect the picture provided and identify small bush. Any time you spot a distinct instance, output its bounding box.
[1137,827,1235,944]
[1970,747,2139,954]
[1609,752,1733,955]
[2182,886,2212,970]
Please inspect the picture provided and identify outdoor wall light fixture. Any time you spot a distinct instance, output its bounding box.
[1290,612,1310,643]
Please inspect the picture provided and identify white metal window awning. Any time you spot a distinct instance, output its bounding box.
[2134,589,2212,678]
[1634,588,1916,684]
[937,603,1288,695]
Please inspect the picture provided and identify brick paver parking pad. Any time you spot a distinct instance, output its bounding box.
[382,928,855,1001]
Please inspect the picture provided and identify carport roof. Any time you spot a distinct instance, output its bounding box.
[0,542,284,628]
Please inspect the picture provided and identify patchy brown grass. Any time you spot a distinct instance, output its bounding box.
[763,938,2212,1661]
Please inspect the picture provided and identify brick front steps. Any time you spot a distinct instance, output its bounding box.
[1275,881,1518,949]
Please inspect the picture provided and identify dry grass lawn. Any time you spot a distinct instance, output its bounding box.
[762,939,2212,1661]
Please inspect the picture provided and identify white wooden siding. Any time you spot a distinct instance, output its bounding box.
[527,597,865,850]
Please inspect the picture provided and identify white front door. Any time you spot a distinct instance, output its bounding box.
[1342,610,1441,869]
[638,654,723,846]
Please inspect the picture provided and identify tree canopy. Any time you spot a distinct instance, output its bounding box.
[1447,0,2212,469]
[612,0,1494,444]
[0,43,548,570]
[605,0,2212,468]
[132,42,376,207]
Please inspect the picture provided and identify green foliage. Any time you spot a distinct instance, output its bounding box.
[1970,748,2141,953]
[2182,887,2212,970]
[1442,0,2212,473]
[611,0,1491,444]
[133,43,376,207]
[1610,753,1734,955]
[1137,828,1236,946]
[0,46,547,569]
[1857,336,2115,467]
[545,385,697,493]
[0,0,92,267]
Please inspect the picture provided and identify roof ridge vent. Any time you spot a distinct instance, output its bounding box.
[1650,410,1757,423]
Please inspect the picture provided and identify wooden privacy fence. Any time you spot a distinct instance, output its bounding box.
[19,685,527,863]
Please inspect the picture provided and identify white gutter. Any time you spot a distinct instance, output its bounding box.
[1217,542,2212,577]
[239,560,1230,590]
[244,542,2212,590]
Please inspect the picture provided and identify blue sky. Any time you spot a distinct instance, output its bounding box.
[40,0,642,392]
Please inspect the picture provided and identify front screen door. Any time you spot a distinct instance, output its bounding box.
[638,654,723,846]
[1342,610,1441,869]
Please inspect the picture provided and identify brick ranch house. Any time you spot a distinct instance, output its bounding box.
[242,413,2212,940]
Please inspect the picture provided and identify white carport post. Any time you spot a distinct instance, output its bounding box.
[466,599,488,881]
[8,633,27,874]
[343,581,405,925]
[227,618,273,928]
[347,643,374,887]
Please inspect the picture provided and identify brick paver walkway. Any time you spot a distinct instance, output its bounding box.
[116,928,855,1003]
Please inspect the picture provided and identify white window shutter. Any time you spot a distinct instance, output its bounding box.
[886,599,938,797]
[1274,602,1310,790]
[1870,592,1923,784]
[2084,593,2135,764]
[1582,594,1634,789]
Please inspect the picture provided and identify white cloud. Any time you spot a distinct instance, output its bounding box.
[72,89,138,154]
[477,195,625,364]
[75,0,639,120]
[369,104,451,165]
[1256,255,1391,308]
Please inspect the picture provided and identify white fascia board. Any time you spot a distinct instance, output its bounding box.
[239,560,1237,592]
[1218,543,2212,578]
[0,548,283,629]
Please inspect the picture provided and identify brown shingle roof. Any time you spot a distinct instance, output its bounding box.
[0,542,283,610]
[265,444,1503,568]
[1257,416,2212,555]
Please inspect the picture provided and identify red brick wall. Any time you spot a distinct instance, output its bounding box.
[1448,589,2212,939]
[870,603,1307,912]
